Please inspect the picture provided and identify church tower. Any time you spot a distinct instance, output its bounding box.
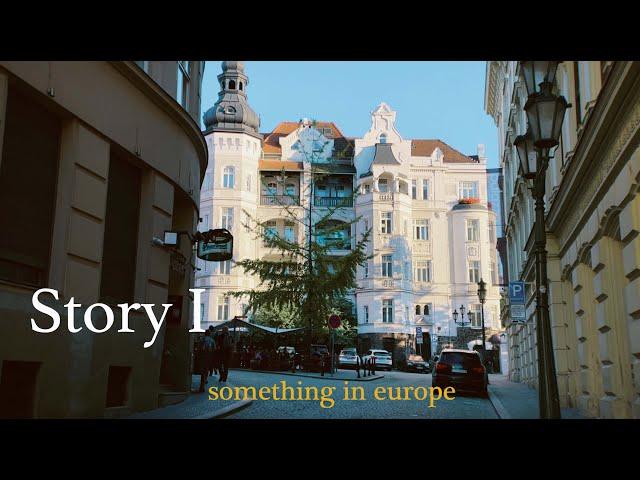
[198,61,262,327]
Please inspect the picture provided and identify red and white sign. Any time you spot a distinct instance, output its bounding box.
[328,314,341,329]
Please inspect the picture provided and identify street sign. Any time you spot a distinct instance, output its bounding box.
[197,229,233,262]
[416,326,423,344]
[509,281,526,304]
[328,314,341,329]
[416,335,423,344]
[510,304,526,321]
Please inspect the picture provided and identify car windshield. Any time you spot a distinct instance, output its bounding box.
[373,351,390,357]
[439,352,481,367]
[408,355,424,362]
[341,350,356,355]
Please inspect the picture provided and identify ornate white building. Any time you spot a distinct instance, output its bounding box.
[197,61,501,360]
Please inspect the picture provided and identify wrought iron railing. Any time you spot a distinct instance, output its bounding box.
[314,196,353,207]
[260,195,300,206]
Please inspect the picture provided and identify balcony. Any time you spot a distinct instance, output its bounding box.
[314,196,353,207]
[260,195,300,206]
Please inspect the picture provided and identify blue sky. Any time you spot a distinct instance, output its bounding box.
[201,61,498,168]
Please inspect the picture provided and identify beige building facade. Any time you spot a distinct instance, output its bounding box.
[0,61,207,418]
[485,61,640,418]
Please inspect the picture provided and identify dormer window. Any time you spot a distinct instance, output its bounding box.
[226,106,236,114]
[229,80,236,90]
[379,133,387,144]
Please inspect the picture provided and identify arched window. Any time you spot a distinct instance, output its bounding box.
[423,304,430,316]
[379,133,387,144]
[239,82,243,91]
[223,166,235,188]
[229,80,236,90]
[415,305,421,315]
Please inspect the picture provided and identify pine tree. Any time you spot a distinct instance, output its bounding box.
[229,120,371,349]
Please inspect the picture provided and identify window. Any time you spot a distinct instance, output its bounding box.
[414,219,429,240]
[423,303,432,316]
[219,260,231,275]
[229,80,236,90]
[414,260,432,283]
[363,305,369,323]
[381,255,393,278]
[177,61,190,109]
[379,133,387,144]
[285,183,296,196]
[284,222,295,243]
[422,179,429,200]
[489,221,496,243]
[460,181,479,199]
[468,304,482,328]
[101,151,141,304]
[200,303,205,322]
[467,219,480,241]
[468,261,481,283]
[378,179,389,193]
[223,166,235,188]
[382,299,393,323]
[264,220,277,242]
[217,296,230,321]
[573,62,582,125]
[221,207,234,231]
[415,305,421,315]
[411,180,417,199]
[381,212,392,234]
[266,181,277,195]
[363,183,371,194]
[0,88,60,287]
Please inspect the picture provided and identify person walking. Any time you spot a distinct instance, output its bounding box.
[195,331,215,393]
[217,326,233,382]
[207,326,217,377]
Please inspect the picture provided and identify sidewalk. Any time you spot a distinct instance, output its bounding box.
[127,374,252,419]
[487,374,584,419]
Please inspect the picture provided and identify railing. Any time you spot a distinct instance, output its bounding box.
[314,196,353,207]
[378,192,394,201]
[260,195,300,206]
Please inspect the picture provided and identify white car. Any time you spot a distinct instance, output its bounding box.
[361,349,393,371]
[338,348,360,369]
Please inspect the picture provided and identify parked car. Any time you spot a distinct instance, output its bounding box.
[338,348,360,369]
[432,349,488,397]
[402,354,431,373]
[361,349,393,371]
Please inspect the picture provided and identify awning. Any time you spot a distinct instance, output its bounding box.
[211,318,305,335]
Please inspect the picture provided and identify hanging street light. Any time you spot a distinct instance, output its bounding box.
[513,60,570,419]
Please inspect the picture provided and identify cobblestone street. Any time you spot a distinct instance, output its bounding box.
[219,369,499,419]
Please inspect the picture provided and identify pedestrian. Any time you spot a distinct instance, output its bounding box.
[217,326,233,382]
[207,326,217,377]
[212,330,221,375]
[195,331,214,393]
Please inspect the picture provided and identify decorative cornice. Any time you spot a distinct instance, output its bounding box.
[547,62,640,254]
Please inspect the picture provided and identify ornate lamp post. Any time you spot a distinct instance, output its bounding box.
[477,278,487,362]
[513,60,569,420]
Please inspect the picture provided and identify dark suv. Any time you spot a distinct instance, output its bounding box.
[432,349,488,397]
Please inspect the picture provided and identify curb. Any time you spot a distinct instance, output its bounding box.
[194,399,253,419]
[236,368,385,382]
[487,386,511,419]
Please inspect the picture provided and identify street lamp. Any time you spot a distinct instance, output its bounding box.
[477,278,487,362]
[514,61,568,420]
